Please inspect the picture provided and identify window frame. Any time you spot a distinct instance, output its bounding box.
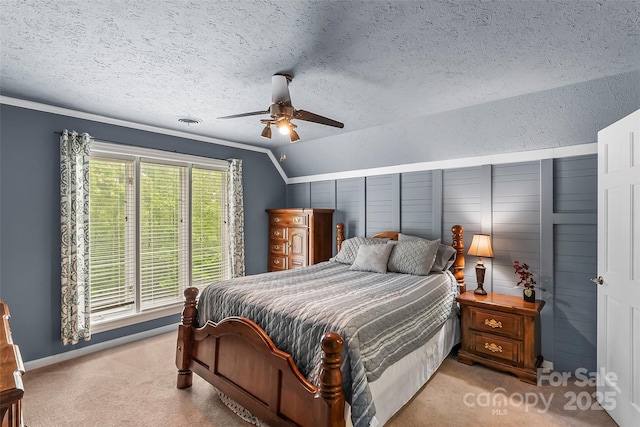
[89,141,229,333]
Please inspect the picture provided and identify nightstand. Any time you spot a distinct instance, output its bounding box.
[456,291,545,385]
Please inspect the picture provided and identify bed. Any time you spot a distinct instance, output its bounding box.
[176,224,466,427]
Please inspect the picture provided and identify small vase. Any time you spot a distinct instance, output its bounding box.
[523,288,535,303]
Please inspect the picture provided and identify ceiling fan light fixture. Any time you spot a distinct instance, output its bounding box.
[290,129,300,143]
[261,123,272,139]
[277,121,291,135]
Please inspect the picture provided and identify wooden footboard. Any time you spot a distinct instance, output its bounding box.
[176,288,345,427]
[176,224,465,426]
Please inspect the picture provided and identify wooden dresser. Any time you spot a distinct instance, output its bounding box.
[456,291,545,385]
[266,208,334,272]
[1,301,24,427]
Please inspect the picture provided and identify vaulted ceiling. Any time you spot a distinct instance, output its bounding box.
[1,0,638,175]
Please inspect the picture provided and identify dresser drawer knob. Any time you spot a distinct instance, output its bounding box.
[274,217,281,222]
[484,318,503,329]
[484,342,503,353]
[273,230,281,236]
[274,245,280,250]
[273,259,280,265]
[293,217,301,223]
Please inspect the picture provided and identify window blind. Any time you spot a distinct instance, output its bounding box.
[192,167,228,287]
[89,157,135,315]
[140,162,188,309]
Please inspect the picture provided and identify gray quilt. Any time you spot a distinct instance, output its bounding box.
[197,261,457,427]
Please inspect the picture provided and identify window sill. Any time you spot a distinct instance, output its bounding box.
[91,304,182,334]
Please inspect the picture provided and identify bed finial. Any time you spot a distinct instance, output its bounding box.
[182,287,199,327]
[451,225,466,293]
[336,223,344,253]
[176,287,199,389]
[319,332,344,400]
[317,332,345,426]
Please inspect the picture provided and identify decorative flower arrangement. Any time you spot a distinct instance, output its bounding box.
[513,260,536,289]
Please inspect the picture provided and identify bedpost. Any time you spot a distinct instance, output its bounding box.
[317,332,346,427]
[451,225,466,294]
[176,287,198,389]
[336,223,344,253]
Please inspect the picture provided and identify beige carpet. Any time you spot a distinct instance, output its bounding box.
[22,332,617,427]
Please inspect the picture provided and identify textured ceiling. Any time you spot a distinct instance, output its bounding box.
[1,0,639,152]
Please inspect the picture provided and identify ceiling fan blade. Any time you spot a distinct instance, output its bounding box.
[217,110,269,119]
[272,74,292,105]
[294,110,344,128]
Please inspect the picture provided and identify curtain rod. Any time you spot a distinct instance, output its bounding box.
[53,131,234,163]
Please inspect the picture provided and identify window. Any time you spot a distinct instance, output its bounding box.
[89,142,229,332]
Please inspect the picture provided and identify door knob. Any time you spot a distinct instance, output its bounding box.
[591,276,604,285]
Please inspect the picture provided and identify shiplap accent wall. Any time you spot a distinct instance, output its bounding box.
[552,156,598,373]
[492,162,541,296]
[285,154,598,372]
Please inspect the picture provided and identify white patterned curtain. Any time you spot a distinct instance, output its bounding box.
[227,159,245,278]
[60,130,92,345]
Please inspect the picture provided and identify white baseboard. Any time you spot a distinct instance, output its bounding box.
[24,323,178,371]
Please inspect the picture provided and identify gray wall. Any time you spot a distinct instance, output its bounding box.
[286,154,598,372]
[279,70,639,178]
[0,104,286,362]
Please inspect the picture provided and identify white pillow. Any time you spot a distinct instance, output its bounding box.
[350,243,394,274]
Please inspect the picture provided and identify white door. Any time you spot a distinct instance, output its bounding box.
[597,109,640,426]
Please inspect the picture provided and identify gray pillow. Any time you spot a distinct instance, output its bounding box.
[334,237,389,265]
[398,233,456,272]
[433,244,457,271]
[350,243,394,274]
[387,239,440,276]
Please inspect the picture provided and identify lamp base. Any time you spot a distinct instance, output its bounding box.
[473,286,487,295]
[474,263,487,295]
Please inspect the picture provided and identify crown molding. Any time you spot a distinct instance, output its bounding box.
[0,95,288,182]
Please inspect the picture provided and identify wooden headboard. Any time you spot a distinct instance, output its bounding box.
[335,223,466,293]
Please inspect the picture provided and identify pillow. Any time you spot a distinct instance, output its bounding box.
[350,243,394,274]
[333,237,389,265]
[433,244,457,272]
[387,239,440,275]
[398,233,456,272]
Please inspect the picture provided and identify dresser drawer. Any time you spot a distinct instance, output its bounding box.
[270,242,287,255]
[471,331,521,364]
[270,226,288,240]
[271,214,307,226]
[269,255,287,271]
[469,307,523,339]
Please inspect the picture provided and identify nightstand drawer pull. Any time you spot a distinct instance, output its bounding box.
[484,342,503,353]
[484,318,503,329]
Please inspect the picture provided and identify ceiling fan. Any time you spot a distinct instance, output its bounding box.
[217,74,344,143]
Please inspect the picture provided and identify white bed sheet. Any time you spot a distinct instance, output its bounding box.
[345,314,460,427]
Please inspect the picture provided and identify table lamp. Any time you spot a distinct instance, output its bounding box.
[467,234,494,295]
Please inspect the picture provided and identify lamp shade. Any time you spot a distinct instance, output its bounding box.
[468,234,494,258]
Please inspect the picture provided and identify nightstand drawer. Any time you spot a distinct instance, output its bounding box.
[469,307,523,339]
[471,331,521,364]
